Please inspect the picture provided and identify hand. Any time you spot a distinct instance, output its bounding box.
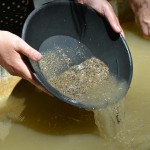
[75,0,125,37]
[129,0,150,39]
[0,31,48,93]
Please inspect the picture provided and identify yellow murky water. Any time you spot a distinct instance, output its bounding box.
[0,21,150,150]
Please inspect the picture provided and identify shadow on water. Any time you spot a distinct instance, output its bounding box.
[121,21,149,40]
[9,79,97,135]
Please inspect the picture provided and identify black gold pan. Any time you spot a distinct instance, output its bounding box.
[22,0,133,110]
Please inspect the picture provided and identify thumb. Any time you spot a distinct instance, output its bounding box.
[15,37,42,61]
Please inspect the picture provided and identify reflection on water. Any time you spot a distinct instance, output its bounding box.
[8,80,97,135]
[0,22,150,150]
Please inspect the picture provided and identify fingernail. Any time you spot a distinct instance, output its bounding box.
[34,52,42,60]
[115,25,121,32]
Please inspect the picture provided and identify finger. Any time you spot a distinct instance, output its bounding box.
[94,4,125,37]
[13,57,33,80]
[116,17,125,38]
[141,19,150,37]
[101,4,122,33]
[141,23,149,37]
[14,57,52,95]
[14,37,42,61]
[77,0,125,37]
[85,1,124,34]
